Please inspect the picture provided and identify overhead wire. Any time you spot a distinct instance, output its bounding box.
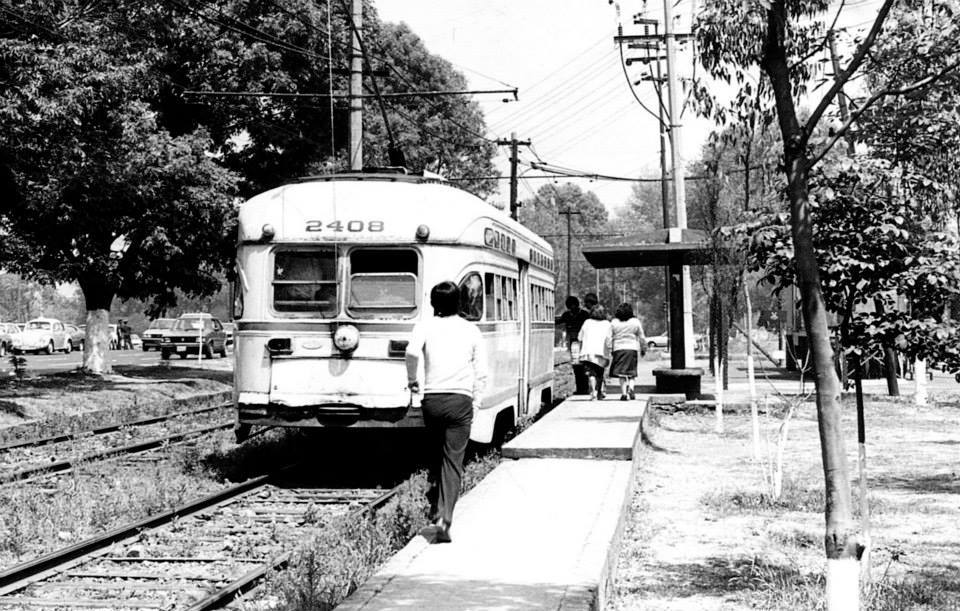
[486,47,620,130]
[520,78,625,139]
[172,0,332,63]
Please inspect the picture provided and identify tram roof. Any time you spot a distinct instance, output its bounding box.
[238,175,553,257]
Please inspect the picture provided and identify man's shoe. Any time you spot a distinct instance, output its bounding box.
[620,394,627,401]
[434,520,452,544]
[418,524,441,543]
[629,390,636,400]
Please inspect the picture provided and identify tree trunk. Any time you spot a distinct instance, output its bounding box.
[79,277,114,375]
[763,5,861,605]
[787,160,861,606]
[872,298,900,396]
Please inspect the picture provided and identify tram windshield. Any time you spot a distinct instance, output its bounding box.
[347,249,418,319]
[273,249,338,316]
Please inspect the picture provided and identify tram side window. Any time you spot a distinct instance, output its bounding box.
[482,272,519,321]
[459,273,483,321]
[273,250,337,316]
[484,273,496,320]
[347,249,418,319]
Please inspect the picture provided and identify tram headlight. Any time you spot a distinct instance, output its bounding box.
[260,224,276,242]
[333,324,360,354]
[415,224,430,242]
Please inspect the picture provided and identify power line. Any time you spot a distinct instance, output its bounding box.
[170,0,331,63]
[182,88,517,100]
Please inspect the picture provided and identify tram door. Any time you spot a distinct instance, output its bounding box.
[517,261,531,417]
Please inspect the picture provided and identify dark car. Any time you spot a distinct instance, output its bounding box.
[160,314,228,360]
[142,318,176,351]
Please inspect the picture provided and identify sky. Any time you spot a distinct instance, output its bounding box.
[375,0,885,215]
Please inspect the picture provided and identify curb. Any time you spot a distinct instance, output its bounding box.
[596,398,650,611]
[0,389,233,446]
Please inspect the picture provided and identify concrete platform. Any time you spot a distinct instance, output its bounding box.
[339,396,648,611]
[502,396,647,460]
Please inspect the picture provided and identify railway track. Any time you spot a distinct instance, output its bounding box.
[0,404,233,485]
[0,468,397,610]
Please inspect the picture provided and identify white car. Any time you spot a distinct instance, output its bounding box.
[646,333,669,349]
[14,317,73,354]
[645,333,706,351]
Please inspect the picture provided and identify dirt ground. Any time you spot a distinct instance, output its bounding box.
[610,393,960,610]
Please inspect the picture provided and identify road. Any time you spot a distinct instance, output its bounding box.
[3,348,234,376]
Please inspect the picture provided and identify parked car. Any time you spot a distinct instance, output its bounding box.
[646,333,669,349]
[160,313,228,360]
[142,318,176,352]
[131,334,143,349]
[221,322,236,348]
[0,322,21,357]
[14,317,72,354]
[64,324,85,352]
[645,332,706,352]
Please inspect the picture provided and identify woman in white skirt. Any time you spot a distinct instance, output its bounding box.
[610,302,645,400]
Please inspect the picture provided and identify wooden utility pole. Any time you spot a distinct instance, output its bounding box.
[661,0,695,367]
[559,206,582,298]
[617,10,694,366]
[496,133,531,221]
[348,0,363,170]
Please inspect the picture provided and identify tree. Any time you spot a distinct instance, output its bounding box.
[0,10,240,372]
[695,0,960,605]
[1,0,500,373]
[519,182,608,309]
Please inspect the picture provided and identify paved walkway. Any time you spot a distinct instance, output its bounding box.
[339,396,649,611]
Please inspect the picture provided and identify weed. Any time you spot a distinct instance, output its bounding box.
[267,473,431,610]
[461,449,500,493]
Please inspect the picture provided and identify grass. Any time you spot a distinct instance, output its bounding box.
[254,431,514,610]
[731,554,960,611]
[0,436,228,567]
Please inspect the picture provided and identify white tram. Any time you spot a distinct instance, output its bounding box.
[233,172,556,443]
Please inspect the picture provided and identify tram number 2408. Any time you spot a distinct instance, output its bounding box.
[305,220,385,233]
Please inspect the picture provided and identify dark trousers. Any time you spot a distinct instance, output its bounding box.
[582,361,606,397]
[421,393,473,526]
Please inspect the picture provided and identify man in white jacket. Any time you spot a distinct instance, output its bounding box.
[406,281,487,543]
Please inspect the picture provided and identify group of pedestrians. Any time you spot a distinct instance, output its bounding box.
[405,282,647,546]
[560,294,646,401]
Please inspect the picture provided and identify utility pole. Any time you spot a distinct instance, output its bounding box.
[348,0,363,170]
[661,0,695,367]
[558,206,582,297]
[619,8,694,366]
[496,133,531,221]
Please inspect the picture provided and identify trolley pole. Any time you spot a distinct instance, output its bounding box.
[348,0,363,170]
[496,133,531,221]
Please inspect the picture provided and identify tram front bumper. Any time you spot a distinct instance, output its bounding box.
[237,391,421,427]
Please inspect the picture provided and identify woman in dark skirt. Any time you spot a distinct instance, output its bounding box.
[610,302,645,400]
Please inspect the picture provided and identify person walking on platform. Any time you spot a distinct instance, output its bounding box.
[578,304,612,400]
[557,296,589,394]
[610,302,645,400]
[406,281,487,544]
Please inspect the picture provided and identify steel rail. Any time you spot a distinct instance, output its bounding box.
[184,486,403,611]
[0,422,232,484]
[0,402,231,452]
[0,471,280,593]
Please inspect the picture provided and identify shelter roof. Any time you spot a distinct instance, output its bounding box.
[582,228,715,268]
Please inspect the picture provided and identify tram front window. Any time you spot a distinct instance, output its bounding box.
[347,249,418,319]
[273,249,338,316]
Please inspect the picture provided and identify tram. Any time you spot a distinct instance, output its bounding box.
[232,171,556,443]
